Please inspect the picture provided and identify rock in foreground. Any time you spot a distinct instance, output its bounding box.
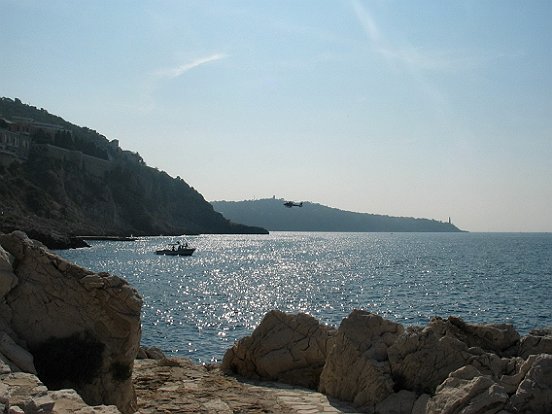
[223,309,552,414]
[221,310,336,388]
[0,231,142,414]
[134,358,296,414]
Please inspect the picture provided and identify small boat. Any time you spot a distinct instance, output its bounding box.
[155,241,196,256]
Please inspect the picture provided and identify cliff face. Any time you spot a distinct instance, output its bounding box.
[0,98,267,238]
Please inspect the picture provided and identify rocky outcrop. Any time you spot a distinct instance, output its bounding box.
[0,368,121,414]
[1,98,269,240]
[0,231,142,414]
[318,310,404,407]
[519,328,552,358]
[0,244,17,298]
[136,346,167,360]
[508,354,552,412]
[224,309,552,413]
[211,198,463,232]
[221,310,336,388]
[424,354,552,414]
[386,316,521,395]
[425,365,509,414]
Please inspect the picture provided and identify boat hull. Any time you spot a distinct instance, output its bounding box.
[155,248,195,256]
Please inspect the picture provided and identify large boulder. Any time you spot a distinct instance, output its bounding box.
[222,310,552,413]
[387,316,521,395]
[0,369,121,414]
[221,310,335,388]
[0,244,18,298]
[445,316,520,356]
[0,371,55,414]
[387,318,475,394]
[507,353,552,413]
[318,310,404,408]
[422,354,552,414]
[0,331,36,374]
[370,390,418,414]
[0,243,19,343]
[519,328,552,359]
[425,365,509,414]
[0,231,142,414]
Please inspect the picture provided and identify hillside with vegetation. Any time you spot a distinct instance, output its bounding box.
[211,198,463,232]
[0,97,267,245]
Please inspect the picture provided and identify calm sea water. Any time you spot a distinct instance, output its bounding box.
[57,232,552,363]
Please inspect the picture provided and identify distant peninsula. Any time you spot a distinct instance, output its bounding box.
[211,198,463,232]
[0,97,267,247]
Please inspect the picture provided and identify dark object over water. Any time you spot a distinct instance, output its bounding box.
[283,201,303,208]
[155,241,195,256]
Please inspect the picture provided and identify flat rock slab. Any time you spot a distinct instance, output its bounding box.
[133,358,360,414]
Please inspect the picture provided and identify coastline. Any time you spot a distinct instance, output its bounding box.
[77,235,138,242]
[1,230,551,414]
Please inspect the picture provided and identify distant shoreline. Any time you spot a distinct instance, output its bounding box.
[77,235,139,241]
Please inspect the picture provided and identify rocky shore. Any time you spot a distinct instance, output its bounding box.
[222,311,552,413]
[1,231,142,413]
[1,230,552,413]
[0,224,90,250]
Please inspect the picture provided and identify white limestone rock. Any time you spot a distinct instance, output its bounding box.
[318,310,404,407]
[0,245,18,298]
[220,310,552,413]
[0,371,51,414]
[519,328,552,359]
[469,351,521,381]
[370,390,417,414]
[426,365,509,414]
[1,357,12,374]
[507,353,552,413]
[445,316,520,356]
[0,332,36,374]
[137,346,166,360]
[0,371,121,414]
[496,355,536,394]
[48,389,122,414]
[387,318,475,394]
[0,231,142,414]
[221,310,335,388]
[411,394,431,414]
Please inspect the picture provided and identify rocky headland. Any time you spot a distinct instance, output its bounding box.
[0,97,268,250]
[1,230,551,413]
[212,198,463,232]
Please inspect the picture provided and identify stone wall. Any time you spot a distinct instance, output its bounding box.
[35,144,111,177]
[0,129,31,165]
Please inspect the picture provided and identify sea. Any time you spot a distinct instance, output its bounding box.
[56,232,552,364]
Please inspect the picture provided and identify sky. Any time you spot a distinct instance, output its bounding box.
[1,0,551,232]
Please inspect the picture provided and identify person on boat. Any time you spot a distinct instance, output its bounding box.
[172,245,176,251]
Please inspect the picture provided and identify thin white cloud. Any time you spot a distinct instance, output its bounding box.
[350,0,479,146]
[351,0,464,72]
[156,53,228,79]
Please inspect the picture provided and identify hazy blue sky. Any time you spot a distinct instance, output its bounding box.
[2,1,551,232]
